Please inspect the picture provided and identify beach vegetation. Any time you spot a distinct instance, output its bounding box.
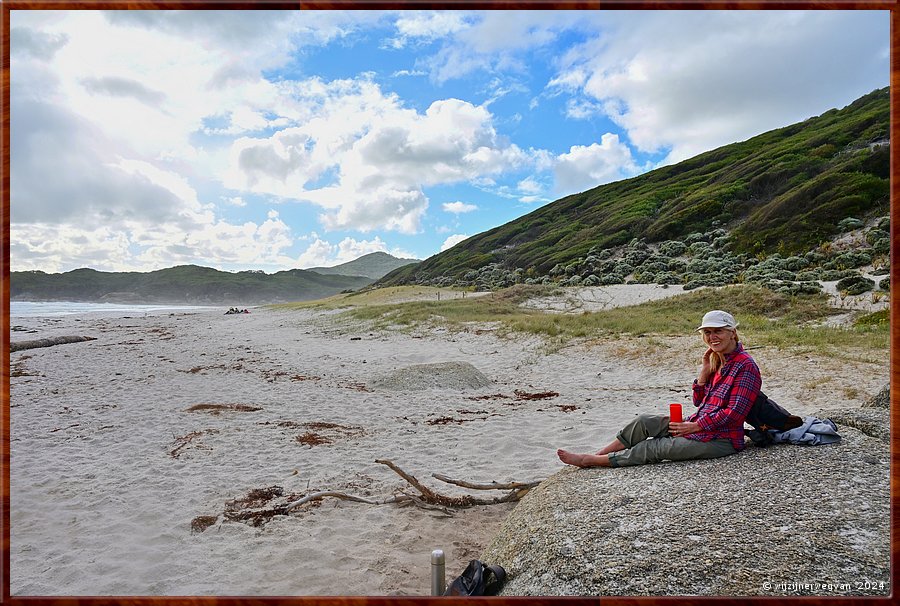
[300,284,886,359]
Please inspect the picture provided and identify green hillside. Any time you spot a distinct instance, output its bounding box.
[307,252,419,279]
[11,265,373,305]
[380,87,889,288]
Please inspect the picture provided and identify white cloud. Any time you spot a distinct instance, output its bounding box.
[11,214,301,273]
[550,11,889,163]
[294,234,416,268]
[10,27,69,61]
[440,234,470,252]
[224,84,528,234]
[388,11,471,48]
[517,176,543,195]
[553,134,640,195]
[442,201,478,214]
[422,12,589,83]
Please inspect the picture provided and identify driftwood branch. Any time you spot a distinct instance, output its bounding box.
[375,458,443,501]
[193,461,542,531]
[377,459,539,508]
[11,336,97,353]
[280,491,381,513]
[432,473,542,491]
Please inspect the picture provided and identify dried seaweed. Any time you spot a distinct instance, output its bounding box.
[184,403,263,414]
[514,389,559,400]
[296,432,332,446]
[190,515,218,533]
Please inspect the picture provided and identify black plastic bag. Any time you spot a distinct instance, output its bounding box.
[443,559,507,596]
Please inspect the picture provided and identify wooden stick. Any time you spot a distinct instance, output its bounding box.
[375,459,441,501]
[281,491,380,513]
[432,473,541,491]
[377,459,535,508]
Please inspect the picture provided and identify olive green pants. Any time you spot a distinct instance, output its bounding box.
[607,413,737,468]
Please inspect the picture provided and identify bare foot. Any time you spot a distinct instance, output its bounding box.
[557,449,610,468]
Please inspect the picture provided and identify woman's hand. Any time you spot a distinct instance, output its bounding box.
[669,421,701,438]
[698,347,713,385]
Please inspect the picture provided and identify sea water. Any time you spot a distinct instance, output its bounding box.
[10,301,219,319]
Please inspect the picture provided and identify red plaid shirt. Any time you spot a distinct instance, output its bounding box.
[686,343,761,451]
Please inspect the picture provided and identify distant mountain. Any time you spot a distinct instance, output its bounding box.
[307,252,420,279]
[380,87,889,286]
[11,265,374,305]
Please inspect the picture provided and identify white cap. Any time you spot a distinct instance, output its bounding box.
[697,310,738,331]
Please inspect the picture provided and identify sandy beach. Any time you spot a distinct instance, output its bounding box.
[8,285,889,596]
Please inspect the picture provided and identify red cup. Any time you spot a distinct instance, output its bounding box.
[669,403,683,423]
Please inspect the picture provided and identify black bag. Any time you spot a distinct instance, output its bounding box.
[744,391,803,446]
[443,559,507,596]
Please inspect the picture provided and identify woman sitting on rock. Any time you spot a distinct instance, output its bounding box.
[557,310,761,468]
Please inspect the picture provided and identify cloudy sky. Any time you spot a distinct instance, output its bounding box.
[10,10,889,273]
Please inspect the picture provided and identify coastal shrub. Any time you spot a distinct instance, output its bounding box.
[709,228,728,240]
[617,262,635,276]
[641,261,670,274]
[804,251,826,265]
[745,268,797,282]
[866,228,889,245]
[871,238,889,255]
[600,274,625,285]
[774,282,822,296]
[871,265,889,276]
[878,277,889,291]
[838,217,864,231]
[683,274,727,290]
[564,264,579,276]
[630,272,654,284]
[877,216,890,231]
[583,274,602,286]
[711,236,731,249]
[684,232,708,244]
[801,281,824,294]
[627,238,650,250]
[658,240,687,257]
[796,269,823,281]
[687,259,712,274]
[783,256,810,271]
[598,249,613,260]
[565,275,583,286]
[667,258,687,273]
[689,241,712,255]
[824,251,872,270]
[836,275,875,296]
[655,271,681,285]
[624,251,650,267]
[549,264,564,277]
[819,269,856,281]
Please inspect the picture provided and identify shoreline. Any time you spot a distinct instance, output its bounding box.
[8,287,889,596]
